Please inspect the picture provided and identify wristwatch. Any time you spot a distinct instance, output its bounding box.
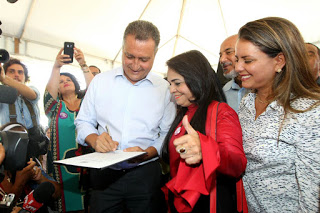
[81,64,90,73]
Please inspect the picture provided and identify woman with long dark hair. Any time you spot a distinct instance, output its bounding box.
[161,50,247,213]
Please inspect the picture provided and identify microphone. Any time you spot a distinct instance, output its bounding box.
[0,85,18,104]
[22,182,55,213]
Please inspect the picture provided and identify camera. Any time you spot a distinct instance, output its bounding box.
[0,130,29,171]
[27,125,49,158]
[0,193,15,213]
[0,49,9,63]
[0,126,49,171]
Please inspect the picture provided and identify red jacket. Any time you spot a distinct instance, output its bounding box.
[162,101,247,212]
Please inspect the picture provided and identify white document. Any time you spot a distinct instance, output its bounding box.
[53,150,146,169]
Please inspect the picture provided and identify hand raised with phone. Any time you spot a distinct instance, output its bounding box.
[54,48,72,69]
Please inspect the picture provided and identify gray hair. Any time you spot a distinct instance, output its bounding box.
[123,20,160,51]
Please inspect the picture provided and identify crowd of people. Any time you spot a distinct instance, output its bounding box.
[0,16,319,213]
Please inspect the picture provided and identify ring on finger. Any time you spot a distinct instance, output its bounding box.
[178,147,187,154]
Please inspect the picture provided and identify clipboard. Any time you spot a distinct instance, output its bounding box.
[53,150,146,169]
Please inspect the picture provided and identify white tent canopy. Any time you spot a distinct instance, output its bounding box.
[1,0,320,127]
[1,0,320,75]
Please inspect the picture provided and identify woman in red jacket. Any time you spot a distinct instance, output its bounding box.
[161,50,247,213]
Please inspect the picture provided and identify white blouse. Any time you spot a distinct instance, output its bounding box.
[239,92,320,213]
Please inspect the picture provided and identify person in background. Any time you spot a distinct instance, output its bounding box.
[89,65,101,76]
[219,35,248,112]
[0,58,40,129]
[161,50,247,213]
[75,20,176,213]
[44,47,93,212]
[305,42,320,85]
[235,17,320,212]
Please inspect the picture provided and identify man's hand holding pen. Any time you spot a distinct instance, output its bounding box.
[93,132,119,152]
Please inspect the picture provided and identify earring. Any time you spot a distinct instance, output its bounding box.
[277,68,282,73]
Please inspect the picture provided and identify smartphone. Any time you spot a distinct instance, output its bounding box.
[64,42,74,63]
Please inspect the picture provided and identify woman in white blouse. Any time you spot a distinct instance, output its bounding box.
[235,17,320,212]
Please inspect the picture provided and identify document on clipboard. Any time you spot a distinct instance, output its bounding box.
[53,150,146,169]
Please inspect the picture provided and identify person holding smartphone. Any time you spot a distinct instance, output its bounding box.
[44,46,93,212]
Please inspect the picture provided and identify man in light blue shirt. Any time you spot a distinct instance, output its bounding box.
[219,35,248,113]
[222,79,247,113]
[0,59,40,128]
[75,20,176,213]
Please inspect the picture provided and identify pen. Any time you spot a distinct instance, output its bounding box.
[105,125,113,140]
[105,125,118,150]
[105,125,110,135]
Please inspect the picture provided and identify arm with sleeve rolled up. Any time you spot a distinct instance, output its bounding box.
[0,65,36,100]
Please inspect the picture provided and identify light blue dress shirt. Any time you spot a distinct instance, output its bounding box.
[75,67,176,168]
[0,86,40,128]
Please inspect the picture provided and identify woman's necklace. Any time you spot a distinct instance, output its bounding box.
[255,94,269,104]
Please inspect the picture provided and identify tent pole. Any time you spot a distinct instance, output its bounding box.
[173,0,186,57]
[18,0,37,39]
[217,0,228,36]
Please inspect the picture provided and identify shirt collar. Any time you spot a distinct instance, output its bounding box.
[231,78,241,90]
[115,67,155,85]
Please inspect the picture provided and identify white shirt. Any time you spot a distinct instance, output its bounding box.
[75,66,176,159]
